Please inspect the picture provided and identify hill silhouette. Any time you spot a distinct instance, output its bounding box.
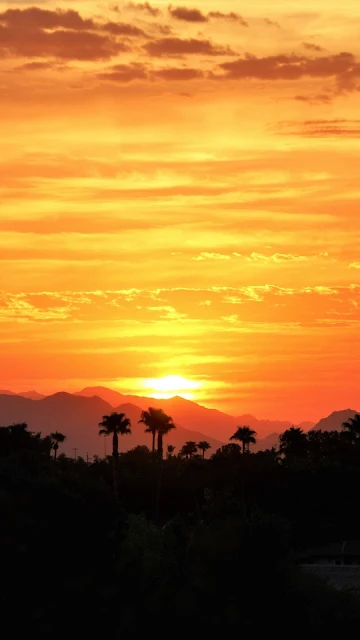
[313,409,359,432]
[0,393,224,458]
[77,385,313,439]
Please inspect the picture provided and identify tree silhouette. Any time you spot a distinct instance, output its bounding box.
[180,441,198,459]
[167,444,176,458]
[230,426,257,453]
[342,414,360,442]
[279,427,307,460]
[50,431,66,460]
[99,412,131,496]
[197,440,211,459]
[139,407,175,457]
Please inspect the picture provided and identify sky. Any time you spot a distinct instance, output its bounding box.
[1,0,360,421]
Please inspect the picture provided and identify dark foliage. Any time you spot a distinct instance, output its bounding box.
[1,419,360,634]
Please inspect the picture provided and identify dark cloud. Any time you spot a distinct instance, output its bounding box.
[154,67,204,80]
[281,119,360,137]
[102,21,147,37]
[208,11,248,27]
[0,7,95,30]
[16,61,55,71]
[264,18,281,29]
[0,25,128,60]
[294,93,332,104]
[125,2,161,16]
[168,6,208,22]
[144,37,234,57]
[218,52,360,81]
[97,63,147,82]
[302,42,324,52]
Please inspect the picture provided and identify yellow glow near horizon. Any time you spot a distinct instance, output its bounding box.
[143,376,202,400]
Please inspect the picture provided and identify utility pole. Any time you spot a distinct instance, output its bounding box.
[73,447,78,460]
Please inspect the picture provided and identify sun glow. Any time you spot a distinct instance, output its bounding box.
[143,375,202,400]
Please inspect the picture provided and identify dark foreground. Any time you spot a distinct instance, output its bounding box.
[2,423,360,634]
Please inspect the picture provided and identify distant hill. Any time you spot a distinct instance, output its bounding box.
[313,409,359,432]
[0,390,45,400]
[77,386,312,440]
[0,393,223,459]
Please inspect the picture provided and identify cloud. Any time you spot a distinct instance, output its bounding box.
[294,93,332,104]
[153,66,204,80]
[349,262,360,269]
[97,63,147,82]
[101,22,148,37]
[218,52,360,81]
[302,41,324,52]
[0,7,94,30]
[193,252,231,261]
[125,2,161,16]
[283,119,360,137]
[264,18,281,28]
[0,8,133,60]
[0,25,128,60]
[208,11,248,27]
[169,6,208,22]
[16,61,55,71]
[144,37,234,57]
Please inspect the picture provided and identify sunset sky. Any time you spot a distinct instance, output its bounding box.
[1,0,360,421]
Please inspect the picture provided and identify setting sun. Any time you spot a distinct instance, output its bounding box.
[143,376,202,400]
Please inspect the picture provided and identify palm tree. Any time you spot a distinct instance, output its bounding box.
[139,407,175,457]
[99,412,131,495]
[230,426,257,453]
[279,427,307,459]
[179,441,198,459]
[197,440,211,459]
[342,414,360,442]
[50,431,66,460]
[167,444,176,458]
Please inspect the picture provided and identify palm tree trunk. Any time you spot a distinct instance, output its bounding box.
[202,450,205,459]
[54,448,57,461]
[152,430,156,453]
[242,441,245,454]
[112,432,119,500]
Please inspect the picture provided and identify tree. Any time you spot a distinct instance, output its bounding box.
[50,431,66,460]
[230,426,257,454]
[99,412,132,495]
[279,427,307,460]
[179,441,198,459]
[197,441,211,459]
[167,444,176,458]
[139,407,175,457]
[342,414,360,442]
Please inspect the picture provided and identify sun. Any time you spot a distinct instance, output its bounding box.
[143,375,201,400]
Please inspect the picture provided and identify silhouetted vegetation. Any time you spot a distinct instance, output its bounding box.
[2,413,360,634]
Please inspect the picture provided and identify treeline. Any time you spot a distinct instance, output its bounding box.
[2,412,360,634]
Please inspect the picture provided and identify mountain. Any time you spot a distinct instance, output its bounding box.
[76,386,312,439]
[0,390,45,400]
[0,393,223,459]
[19,391,46,400]
[313,409,359,432]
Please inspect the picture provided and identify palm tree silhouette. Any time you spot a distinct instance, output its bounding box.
[167,444,176,458]
[99,412,131,495]
[342,414,360,442]
[180,441,198,459]
[139,407,175,457]
[50,431,66,460]
[279,426,307,459]
[197,440,211,459]
[230,426,257,453]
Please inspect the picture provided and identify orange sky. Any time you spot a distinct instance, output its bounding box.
[1,0,360,421]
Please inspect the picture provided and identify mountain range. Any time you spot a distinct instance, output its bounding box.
[0,386,357,459]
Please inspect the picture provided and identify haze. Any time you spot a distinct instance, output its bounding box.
[1,0,360,422]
